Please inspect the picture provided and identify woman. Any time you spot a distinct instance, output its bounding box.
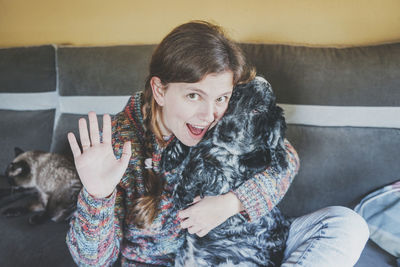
[66,21,369,266]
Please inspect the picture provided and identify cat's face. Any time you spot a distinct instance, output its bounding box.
[4,150,34,188]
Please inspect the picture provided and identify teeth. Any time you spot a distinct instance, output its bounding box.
[190,124,206,129]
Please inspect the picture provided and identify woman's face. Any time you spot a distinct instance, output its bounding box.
[153,71,234,147]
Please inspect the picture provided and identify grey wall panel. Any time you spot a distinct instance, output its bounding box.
[241,43,400,106]
[279,124,400,217]
[0,46,56,93]
[58,45,155,96]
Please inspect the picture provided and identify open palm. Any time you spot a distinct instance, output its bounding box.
[67,112,131,198]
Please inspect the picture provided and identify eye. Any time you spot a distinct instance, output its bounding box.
[187,93,200,100]
[216,96,229,104]
[220,133,233,143]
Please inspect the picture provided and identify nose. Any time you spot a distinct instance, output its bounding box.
[198,102,218,124]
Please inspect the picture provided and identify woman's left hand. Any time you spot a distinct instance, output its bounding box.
[177,192,243,237]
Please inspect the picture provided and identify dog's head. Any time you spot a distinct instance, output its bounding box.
[212,76,286,156]
[4,148,34,188]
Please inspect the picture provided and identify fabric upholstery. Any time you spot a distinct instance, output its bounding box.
[57,45,154,96]
[240,43,400,106]
[0,109,55,172]
[0,45,56,93]
[279,125,400,217]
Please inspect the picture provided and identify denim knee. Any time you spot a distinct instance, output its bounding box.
[323,206,370,247]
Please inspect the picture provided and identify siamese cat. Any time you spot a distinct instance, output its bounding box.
[2,148,82,224]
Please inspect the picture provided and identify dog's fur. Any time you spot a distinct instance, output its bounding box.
[2,148,82,224]
[162,77,291,267]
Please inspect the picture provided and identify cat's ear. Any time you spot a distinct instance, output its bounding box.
[14,147,24,157]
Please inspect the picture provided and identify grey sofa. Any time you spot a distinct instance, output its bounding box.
[0,43,399,266]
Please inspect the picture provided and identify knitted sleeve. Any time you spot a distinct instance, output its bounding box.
[66,115,127,266]
[66,188,123,266]
[232,139,300,222]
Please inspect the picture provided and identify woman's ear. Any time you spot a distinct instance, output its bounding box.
[150,76,166,106]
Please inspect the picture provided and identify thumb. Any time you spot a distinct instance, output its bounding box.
[119,141,131,165]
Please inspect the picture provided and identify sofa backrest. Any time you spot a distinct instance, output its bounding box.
[240,43,400,216]
[0,46,57,179]
[1,43,399,217]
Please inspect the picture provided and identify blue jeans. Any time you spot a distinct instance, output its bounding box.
[282,206,370,267]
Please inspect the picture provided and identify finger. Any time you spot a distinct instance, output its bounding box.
[119,141,131,165]
[88,111,100,145]
[67,132,81,158]
[102,114,112,144]
[191,196,202,204]
[180,218,193,229]
[187,225,202,235]
[177,209,190,220]
[79,118,90,151]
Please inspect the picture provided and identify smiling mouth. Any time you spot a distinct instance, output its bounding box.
[187,123,208,137]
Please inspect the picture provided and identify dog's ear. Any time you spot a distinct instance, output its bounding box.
[161,139,190,172]
[266,106,286,149]
[14,147,24,157]
[239,150,271,175]
[178,160,205,206]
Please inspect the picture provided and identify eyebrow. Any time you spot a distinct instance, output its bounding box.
[187,88,232,97]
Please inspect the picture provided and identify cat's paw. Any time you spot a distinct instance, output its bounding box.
[2,206,29,217]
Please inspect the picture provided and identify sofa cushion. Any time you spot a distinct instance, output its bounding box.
[240,43,400,106]
[279,124,400,217]
[0,210,74,267]
[0,109,55,173]
[57,45,155,96]
[0,45,56,93]
[355,240,398,267]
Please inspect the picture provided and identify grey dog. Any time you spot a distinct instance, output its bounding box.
[162,76,291,267]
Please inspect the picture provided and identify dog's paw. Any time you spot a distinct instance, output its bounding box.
[2,206,29,217]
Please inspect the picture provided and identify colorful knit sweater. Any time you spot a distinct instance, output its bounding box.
[66,92,300,267]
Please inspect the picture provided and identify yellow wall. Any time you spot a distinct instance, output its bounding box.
[1,0,399,48]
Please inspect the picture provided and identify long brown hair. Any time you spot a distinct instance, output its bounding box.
[130,20,255,228]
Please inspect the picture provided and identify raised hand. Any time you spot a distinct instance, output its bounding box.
[67,112,131,198]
